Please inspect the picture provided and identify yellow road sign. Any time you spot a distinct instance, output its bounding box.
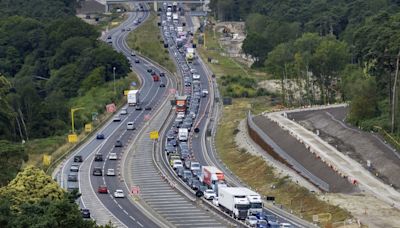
[85,123,92,132]
[149,131,159,140]
[43,155,52,166]
[124,90,129,96]
[68,134,78,143]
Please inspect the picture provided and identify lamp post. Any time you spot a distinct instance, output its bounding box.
[113,66,116,95]
[70,107,84,134]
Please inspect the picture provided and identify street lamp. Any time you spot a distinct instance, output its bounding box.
[113,66,116,95]
[70,107,85,134]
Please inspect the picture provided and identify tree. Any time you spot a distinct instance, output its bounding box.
[310,36,350,103]
[0,140,27,186]
[348,77,378,123]
[0,165,64,207]
[265,42,295,104]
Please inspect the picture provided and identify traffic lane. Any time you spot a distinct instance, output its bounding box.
[91,74,166,223]
[62,103,146,188]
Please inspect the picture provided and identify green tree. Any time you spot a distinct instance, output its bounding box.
[310,36,350,103]
[0,140,27,186]
[0,165,64,207]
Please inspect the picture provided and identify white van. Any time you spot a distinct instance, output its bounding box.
[178,128,188,141]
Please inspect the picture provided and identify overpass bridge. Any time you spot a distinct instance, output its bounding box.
[105,0,209,12]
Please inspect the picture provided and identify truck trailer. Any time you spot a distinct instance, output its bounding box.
[127,90,139,106]
[200,166,226,192]
[218,187,250,220]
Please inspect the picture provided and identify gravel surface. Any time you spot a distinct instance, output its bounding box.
[253,115,355,193]
[288,107,400,189]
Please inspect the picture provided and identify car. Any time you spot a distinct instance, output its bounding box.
[280,223,292,228]
[107,36,112,39]
[70,164,79,172]
[166,131,176,141]
[165,145,176,155]
[121,28,125,32]
[94,154,103,161]
[120,108,128,115]
[203,189,216,200]
[177,167,185,177]
[127,28,131,31]
[202,89,209,97]
[190,179,201,190]
[113,116,121,122]
[160,83,166,87]
[192,74,200,80]
[131,52,136,56]
[192,169,201,177]
[98,185,108,194]
[115,139,123,147]
[68,173,78,182]
[245,216,258,227]
[147,68,153,73]
[127,122,135,130]
[167,140,177,148]
[92,167,102,176]
[135,59,140,63]
[145,106,152,110]
[256,220,269,228]
[106,168,115,176]
[172,160,183,169]
[114,189,125,198]
[159,72,165,77]
[96,133,105,139]
[182,170,193,182]
[109,153,118,160]
[177,112,185,119]
[81,208,91,218]
[135,105,142,110]
[74,155,83,162]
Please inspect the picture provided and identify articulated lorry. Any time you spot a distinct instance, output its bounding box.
[240,187,263,215]
[218,187,250,220]
[127,90,139,106]
[200,166,227,194]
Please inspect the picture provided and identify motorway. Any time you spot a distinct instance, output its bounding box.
[182,12,316,228]
[53,3,315,228]
[54,5,169,227]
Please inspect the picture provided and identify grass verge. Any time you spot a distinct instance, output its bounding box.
[197,21,352,224]
[27,72,139,169]
[126,12,176,73]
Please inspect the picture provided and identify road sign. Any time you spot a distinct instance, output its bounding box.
[124,90,130,96]
[68,134,78,143]
[131,186,140,195]
[149,131,159,140]
[106,103,116,113]
[85,123,92,132]
[92,112,98,121]
[43,155,52,166]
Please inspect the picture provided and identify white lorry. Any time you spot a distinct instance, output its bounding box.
[218,187,250,220]
[127,90,139,106]
[178,128,188,141]
[240,187,263,215]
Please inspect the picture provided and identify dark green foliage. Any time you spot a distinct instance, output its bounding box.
[0,0,131,142]
[0,192,97,228]
[0,140,27,186]
[220,75,266,97]
[211,0,400,133]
